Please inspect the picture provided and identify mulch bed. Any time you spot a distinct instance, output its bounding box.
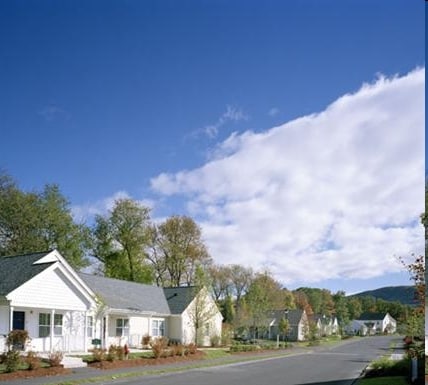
[0,366,71,382]
[88,351,205,370]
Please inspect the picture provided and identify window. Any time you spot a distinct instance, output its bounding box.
[39,313,50,337]
[151,320,165,337]
[115,319,129,337]
[54,314,63,336]
[87,316,94,338]
[204,323,210,337]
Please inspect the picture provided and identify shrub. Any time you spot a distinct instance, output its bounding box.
[25,351,41,370]
[230,344,258,353]
[368,356,410,376]
[48,351,63,367]
[142,334,151,348]
[186,343,197,355]
[172,343,185,356]
[91,348,106,362]
[4,350,21,372]
[150,337,168,359]
[6,329,30,351]
[210,334,221,347]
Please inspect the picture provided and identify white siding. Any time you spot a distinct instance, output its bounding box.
[8,267,89,311]
[0,306,9,335]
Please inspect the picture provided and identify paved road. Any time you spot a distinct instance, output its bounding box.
[113,335,399,385]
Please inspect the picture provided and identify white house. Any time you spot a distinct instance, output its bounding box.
[265,309,309,342]
[0,250,223,353]
[0,250,96,353]
[312,314,339,337]
[345,312,397,336]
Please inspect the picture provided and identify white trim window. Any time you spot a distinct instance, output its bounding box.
[151,319,165,337]
[115,318,129,337]
[54,314,63,336]
[87,316,94,338]
[39,313,51,337]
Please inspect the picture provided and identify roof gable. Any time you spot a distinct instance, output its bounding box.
[163,286,199,314]
[0,251,56,296]
[268,309,305,326]
[79,273,170,315]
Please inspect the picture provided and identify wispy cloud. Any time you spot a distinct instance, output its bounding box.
[151,68,425,286]
[193,105,249,139]
[268,107,280,117]
[38,104,70,122]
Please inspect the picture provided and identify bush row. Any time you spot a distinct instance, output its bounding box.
[0,350,63,373]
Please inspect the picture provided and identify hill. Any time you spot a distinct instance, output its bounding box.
[350,285,417,306]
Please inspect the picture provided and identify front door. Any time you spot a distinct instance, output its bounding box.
[12,311,25,330]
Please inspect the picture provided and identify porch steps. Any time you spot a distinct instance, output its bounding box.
[61,356,87,369]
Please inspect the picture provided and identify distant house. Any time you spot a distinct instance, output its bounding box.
[345,312,397,336]
[311,314,339,337]
[265,309,309,342]
[0,250,223,353]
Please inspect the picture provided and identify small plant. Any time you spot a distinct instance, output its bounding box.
[48,351,63,367]
[210,334,221,347]
[4,350,21,373]
[172,343,185,356]
[142,334,151,348]
[91,348,106,362]
[186,342,197,354]
[150,337,168,359]
[25,351,41,370]
[6,329,30,351]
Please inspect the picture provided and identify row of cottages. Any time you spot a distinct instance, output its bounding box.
[265,311,339,341]
[0,250,223,353]
[344,312,397,336]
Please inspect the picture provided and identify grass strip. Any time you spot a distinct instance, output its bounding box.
[356,376,408,385]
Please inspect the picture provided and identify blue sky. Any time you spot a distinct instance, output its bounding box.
[0,0,425,294]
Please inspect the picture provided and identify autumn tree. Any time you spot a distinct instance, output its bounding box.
[0,173,89,269]
[91,198,153,283]
[148,216,212,287]
[208,264,232,301]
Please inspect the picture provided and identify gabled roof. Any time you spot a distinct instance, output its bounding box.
[356,312,390,321]
[79,273,171,315]
[163,286,199,315]
[268,309,305,326]
[0,251,56,296]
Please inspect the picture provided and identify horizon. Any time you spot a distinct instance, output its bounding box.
[0,1,424,295]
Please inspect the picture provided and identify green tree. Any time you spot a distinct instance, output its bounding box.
[0,173,89,269]
[148,215,212,287]
[278,317,290,342]
[92,198,153,283]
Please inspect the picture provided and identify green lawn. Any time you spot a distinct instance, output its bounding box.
[356,376,408,385]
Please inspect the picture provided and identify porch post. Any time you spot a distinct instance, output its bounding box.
[50,309,55,352]
[9,306,14,332]
[103,315,109,349]
[83,311,88,353]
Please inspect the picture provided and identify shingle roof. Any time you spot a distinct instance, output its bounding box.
[78,273,170,315]
[163,286,199,315]
[0,251,55,296]
[268,309,305,326]
[356,312,389,321]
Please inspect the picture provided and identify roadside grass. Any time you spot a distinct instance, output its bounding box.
[356,376,408,385]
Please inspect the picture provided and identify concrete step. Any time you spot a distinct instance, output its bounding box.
[61,356,87,368]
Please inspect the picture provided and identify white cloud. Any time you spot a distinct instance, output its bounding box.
[194,105,249,139]
[38,104,70,122]
[72,191,155,223]
[151,68,425,285]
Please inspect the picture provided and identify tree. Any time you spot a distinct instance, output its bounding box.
[148,216,212,287]
[208,264,232,301]
[245,271,286,340]
[278,317,290,342]
[0,173,89,269]
[229,264,253,304]
[92,198,153,283]
[186,266,219,346]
